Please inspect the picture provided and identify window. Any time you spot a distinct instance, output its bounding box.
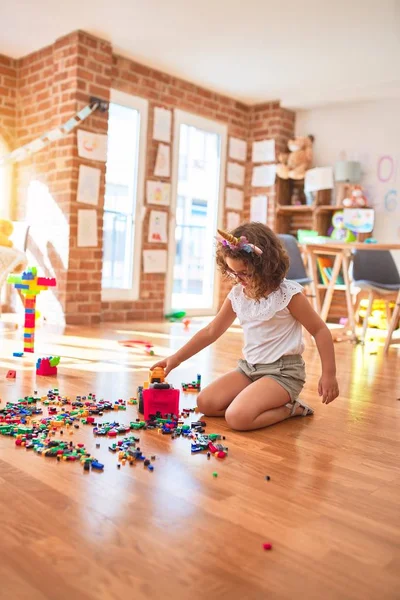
[166,112,227,314]
[102,91,148,299]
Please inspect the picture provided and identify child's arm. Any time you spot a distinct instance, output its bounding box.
[288,292,339,404]
[152,297,236,375]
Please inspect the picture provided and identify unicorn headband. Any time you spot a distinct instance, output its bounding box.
[216,229,263,255]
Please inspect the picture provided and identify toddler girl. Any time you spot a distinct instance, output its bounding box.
[153,222,339,431]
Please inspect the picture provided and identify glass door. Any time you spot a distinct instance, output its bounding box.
[166,111,227,314]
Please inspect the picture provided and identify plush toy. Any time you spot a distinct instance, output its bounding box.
[329,211,356,242]
[0,219,13,247]
[342,185,368,208]
[276,135,314,180]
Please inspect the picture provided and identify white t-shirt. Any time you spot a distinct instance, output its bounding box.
[228,279,304,365]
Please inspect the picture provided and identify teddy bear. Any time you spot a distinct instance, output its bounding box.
[0,219,14,247]
[342,185,368,208]
[276,135,314,180]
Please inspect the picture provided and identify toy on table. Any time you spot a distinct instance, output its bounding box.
[6,370,16,379]
[36,356,60,376]
[328,211,356,242]
[137,367,180,420]
[342,185,368,208]
[7,267,56,353]
[182,318,191,330]
[182,374,201,393]
[276,135,314,180]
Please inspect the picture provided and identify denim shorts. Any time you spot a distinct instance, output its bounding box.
[236,354,306,402]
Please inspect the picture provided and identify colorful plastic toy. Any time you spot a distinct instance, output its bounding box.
[7,267,56,353]
[138,367,180,419]
[182,374,201,393]
[36,356,60,376]
[165,310,186,322]
[6,370,16,379]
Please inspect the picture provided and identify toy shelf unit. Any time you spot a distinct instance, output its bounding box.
[274,177,372,241]
[275,177,333,237]
[274,177,375,322]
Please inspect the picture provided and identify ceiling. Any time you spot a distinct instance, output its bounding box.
[1,0,400,108]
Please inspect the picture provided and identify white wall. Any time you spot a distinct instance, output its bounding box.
[296,99,400,252]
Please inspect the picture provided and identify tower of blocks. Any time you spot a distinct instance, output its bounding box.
[181,374,201,392]
[7,267,56,353]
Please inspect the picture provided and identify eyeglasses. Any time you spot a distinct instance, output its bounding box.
[227,269,250,281]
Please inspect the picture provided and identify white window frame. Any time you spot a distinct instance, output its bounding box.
[165,110,227,316]
[102,90,148,302]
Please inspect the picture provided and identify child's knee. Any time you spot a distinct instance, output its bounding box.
[197,391,213,416]
[225,405,250,431]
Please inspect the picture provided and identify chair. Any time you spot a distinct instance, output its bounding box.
[352,249,400,352]
[278,234,313,285]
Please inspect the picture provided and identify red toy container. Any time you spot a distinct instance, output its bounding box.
[143,388,180,420]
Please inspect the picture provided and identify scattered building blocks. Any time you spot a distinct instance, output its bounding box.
[13,352,24,357]
[36,356,60,376]
[6,370,16,379]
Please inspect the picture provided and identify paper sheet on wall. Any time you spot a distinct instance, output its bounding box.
[252,139,275,163]
[148,210,168,243]
[77,209,98,247]
[226,211,241,231]
[146,180,171,206]
[229,137,247,162]
[227,161,245,186]
[77,165,101,205]
[251,164,276,187]
[153,107,172,143]
[250,195,268,223]
[225,187,244,210]
[154,143,170,177]
[304,167,334,192]
[77,130,108,162]
[143,249,167,274]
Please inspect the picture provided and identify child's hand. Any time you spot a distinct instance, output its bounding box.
[151,355,181,376]
[318,374,339,404]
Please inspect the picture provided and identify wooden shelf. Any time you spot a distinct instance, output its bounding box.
[315,205,340,212]
[277,205,313,213]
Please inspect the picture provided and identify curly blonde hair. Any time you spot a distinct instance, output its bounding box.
[216,222,289,299]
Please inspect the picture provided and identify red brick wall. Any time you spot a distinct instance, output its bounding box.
[245,102,295,227]
[66,32,112,325]
[10,32,112,324]
[0,54,17,149]
[0,55,17,218]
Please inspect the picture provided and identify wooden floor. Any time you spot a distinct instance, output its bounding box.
[0,318,399,600]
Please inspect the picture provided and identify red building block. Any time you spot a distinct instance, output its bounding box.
[6,370,16,379]
[143,387,180,420]
[36,358,57,376]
